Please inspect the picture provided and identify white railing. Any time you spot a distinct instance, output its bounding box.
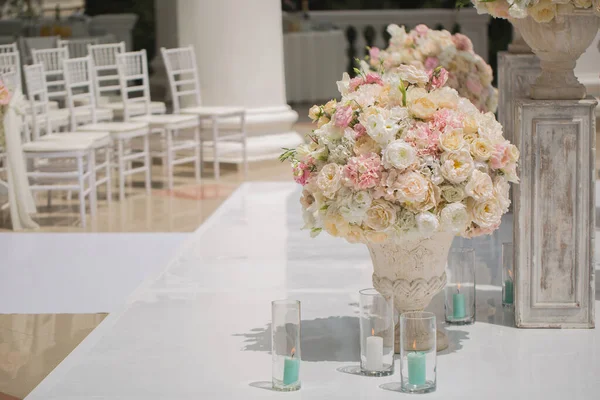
[289,8,490,73]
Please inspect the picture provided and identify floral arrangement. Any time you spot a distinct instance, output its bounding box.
[471,0,600,23]
[281,65,518,245]
[0,79,11,149]
[365,24,498,113]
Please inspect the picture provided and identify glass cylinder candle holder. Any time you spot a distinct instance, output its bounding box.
[271,300,301,391]
[444,248,476,325]
[502,243,514,308]
[399,312,437,394]
[359,288,395,376]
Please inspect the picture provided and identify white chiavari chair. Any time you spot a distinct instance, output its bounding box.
[31,48,112,130]
[24,63,113,205]
[58,37,100,58]
[88,42,166,118]
[8,67,99,228]
[161,46,247,180]
[64,56,152,201]
[117,49,200,190]
[18,35,59,65]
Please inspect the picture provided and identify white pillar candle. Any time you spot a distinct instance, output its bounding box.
[365,335,383,371]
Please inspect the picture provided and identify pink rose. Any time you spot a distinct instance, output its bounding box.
[369,47,380,62]
[353,123,367,139]
[405,122,439,157]
[365,73,383,85]
[429,67,449,89]
[452,33,473,52]
[293,162,312,186]
[424,57,439,71]
[333,105,353,128]
[490,143,510,170]
[349,72,383,92]
[415,24,429,36]
[466,77,483,96]
[343,153,382,190]
[430,109,463,132]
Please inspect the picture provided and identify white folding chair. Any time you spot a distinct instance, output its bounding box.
[64,56,152,201]
[30,48,113,129]
[161,46,247,180]
[88,42,166,118]
[58,37,99,58]
[24,63,113,204]
[117,49,200,190]
[7,67,99,228]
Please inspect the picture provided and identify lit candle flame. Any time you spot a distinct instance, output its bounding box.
[412,339,417,350]
[291,347,296,358]
[371,328,375,336]
[508,269,513,280]
[457,282,461,292]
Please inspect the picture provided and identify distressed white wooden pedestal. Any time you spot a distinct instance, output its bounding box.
[498,52,540,143]
[513,97,596,328]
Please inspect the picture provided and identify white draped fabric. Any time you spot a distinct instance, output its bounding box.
[3,89,38,230]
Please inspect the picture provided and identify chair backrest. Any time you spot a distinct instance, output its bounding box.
[87,42,126,104]
[23,63,53,141]
[31,47,69,103]
[0,42,17,54]
[63,56,98,129]
[58,37,100,59]
[0,51,21,90]
[19,36,59,65]
[161,46,202,113]
[1,68,19,92]
[116,49,151,121]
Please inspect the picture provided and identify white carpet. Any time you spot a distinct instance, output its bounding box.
[0,233,187,314]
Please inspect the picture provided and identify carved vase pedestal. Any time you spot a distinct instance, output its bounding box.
[513,97,596,328]
[369,232,454,352]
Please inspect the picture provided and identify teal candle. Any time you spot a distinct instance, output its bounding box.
[452,292,466,319]
[407,351,426,386]
[283,357,300,385]
[504,279,514,304]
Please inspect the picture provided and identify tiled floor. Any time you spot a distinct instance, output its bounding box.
[0,122,313,399]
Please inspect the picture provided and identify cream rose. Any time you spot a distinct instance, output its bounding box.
[323,99,337,115]
[365,200,397,231]
[470,138,493,161]
[507,144,520,163]
[440,185,465,203]
[396,171,429,203]
[354,136,381,156]
[409,182,441,213]
[494,177,511,213]
[462,115,479,135]
[574,0,592,8]
[382,139,417,171]
[397,64,429,86]
[410,95,437,120]
[345,224,366,244]
[440,202,469,233]
[317,163,343,199]
[529,0,557,23]
[440,149,475,184]
[469,198,502,229]
[465,169,494,201]
[323,208,350,237]
[308,105,322,121]
[431,87,459,110]
[416,212,439,238]
[439,128,466,152]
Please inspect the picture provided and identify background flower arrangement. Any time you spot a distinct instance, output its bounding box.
[281,65,518,245]
[471,0,600,22]
[366,24,498,113]
[0,78,12,149]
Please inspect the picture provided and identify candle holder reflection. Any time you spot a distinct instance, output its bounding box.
[358,288,394,376]
[444,248,475,325]
[502,243,514,308]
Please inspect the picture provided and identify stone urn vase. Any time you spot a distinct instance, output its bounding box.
[510,10,600,99]
[368,232,454,353]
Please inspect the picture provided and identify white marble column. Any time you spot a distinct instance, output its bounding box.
[176,0,301,163]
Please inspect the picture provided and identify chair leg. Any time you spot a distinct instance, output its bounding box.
[212,117,219,182]
[88,150,97,220]
[194,126,201,183]
[105,146,112,204]
[117,139,125,202]
[77,155,86,229]
[166,129,174,191]
[144,133,151,194]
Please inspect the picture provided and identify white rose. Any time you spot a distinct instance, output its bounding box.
[476,112,504,142]
[365,200,397,231]
[363,113,399,146]
[465,169,494,201]
[440,202,469,233]
[387,24,407,47]
[439,128,466,152]
[397,64,429,86]
[397,171,430,203]
[509,1,529,18]
[440,185,465,203]
[431,87,459,109]
[410,94,437,120]
[382,140,417,171]
[315,121,343,146]
[337,72,351,96]
[530,0,557,23]
[470,138,494,161]
[395,209,418,236]
[469,198,502,229]
[317,163,343,199]
[416,212,439,238]
[338,190,372,224]
[494,177,511,213]
[574,0,592,8]
[441,149,475,184]
[406,87,428,103]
